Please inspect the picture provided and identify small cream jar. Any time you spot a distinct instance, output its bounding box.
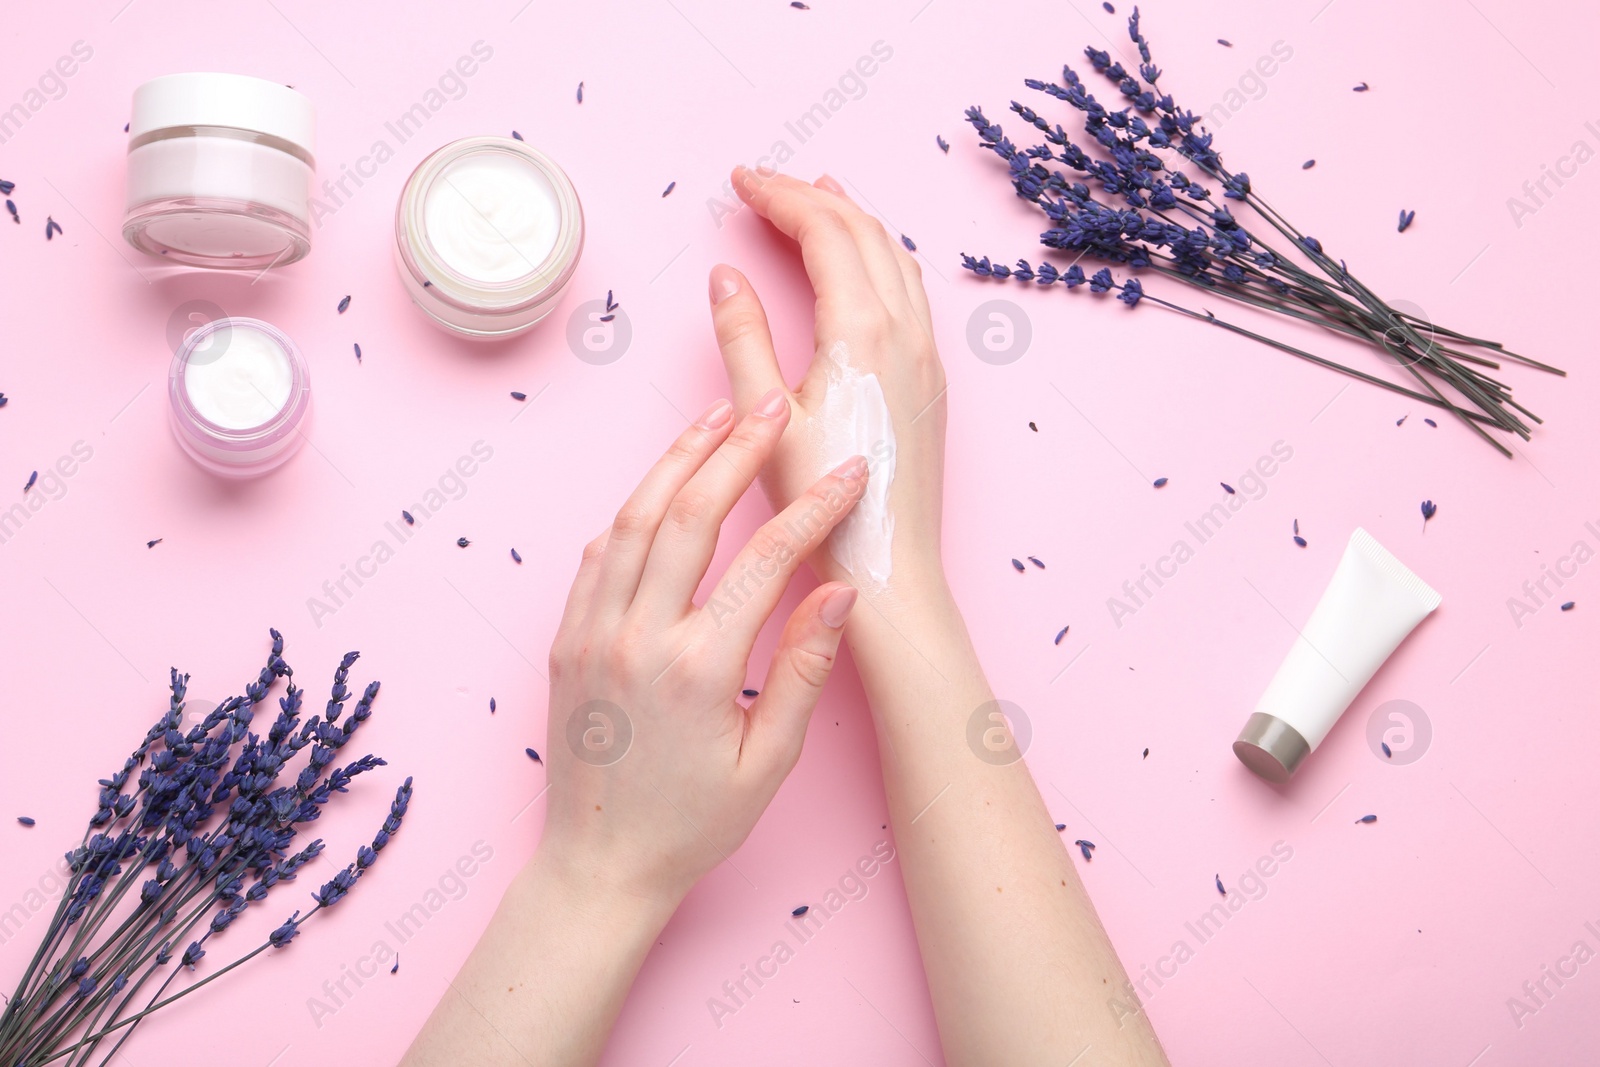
[168,317,311,478]
[124,73,316,270]
[394,136,583,339]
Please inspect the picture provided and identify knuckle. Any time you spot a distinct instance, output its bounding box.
[665,487,714,530]
[749,527,795,567]
[610,501,653,542]
[787,644,836,689]
[716,307,765,348]
[581,534,608,563]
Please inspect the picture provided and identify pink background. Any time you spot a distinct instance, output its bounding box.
[2,0,1597,1063]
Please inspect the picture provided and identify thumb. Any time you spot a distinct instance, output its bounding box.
[740,582,858,779]
[708,263,787,413]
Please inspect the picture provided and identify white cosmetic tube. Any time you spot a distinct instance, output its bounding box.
[1234,527,1441,781]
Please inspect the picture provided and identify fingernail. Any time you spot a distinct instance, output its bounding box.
[820,585,858,628]
[708,263,741,305]
[697,398,733,429]
[832,455,868,481]
[815,174,846,195]
[755,386,789,418]
[755,163,777,178]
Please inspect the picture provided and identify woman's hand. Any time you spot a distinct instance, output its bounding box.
[538,392,867,912]
[707,167,948,601]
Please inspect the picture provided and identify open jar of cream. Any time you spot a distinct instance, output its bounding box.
[394,136,583,339]
[124,73,316,269]
[168,317,311,478]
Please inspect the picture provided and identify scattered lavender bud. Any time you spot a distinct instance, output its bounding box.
[1302,159,1315,170]
[510,390,527,400]
[1220,482,1235,494]
[146,538,163,549]
[1293,519,1299,534]
[525,747,541,764]
[1011,558,1026,573]
[1293,535,1307,547]
[741,688,759,698]
[599,313,615,322]
[1153,477,1168,487]
[1217,38,1233,46]
[1028,421,1037,431]
[901,234,917,252]
[1054,626,1069,645]
[16,816,35,826]
[791,1,809,8]
[353,343,362,362]
[511,130,523,141]
[1055,823,1067,832]
[792,904,809,916]
[1142,748,1149,758]
[337,295,351,313]
[402,510,415,525]
[1076,839,1096,861]
[1562,601,1575,611]
[936,134,949,153]
[1381,741,1392,758]
[24,470,38,492]
[1353,82,1369,91]
[1215,875,1226,896]
[662,181,676,197]
[576,81,584,103]
[1028,556,1045,569]
[457,537,471,548]
[1421,500,1437,527]
[1357,814,1377,824]
[490,698,496,713]
[0,180,13,194]
[1398,209,1416,233]
[510,547,522,563]
[1424,418,1436,428]
[0,394,7,407]
[1101,1,1114,10]
[6,199,17,223]
[391,955,399,974]
[1397,414,1408,426]
[422,280,433,288]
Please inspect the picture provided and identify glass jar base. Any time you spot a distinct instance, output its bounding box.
[125,196,310,270]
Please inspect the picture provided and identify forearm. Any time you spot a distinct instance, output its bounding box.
[400,850,676,1067]
[847,579,1168,1067]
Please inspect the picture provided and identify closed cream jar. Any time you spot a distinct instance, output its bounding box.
[124,73,316,269]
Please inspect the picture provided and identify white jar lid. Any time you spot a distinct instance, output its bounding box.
[130,73,315,161]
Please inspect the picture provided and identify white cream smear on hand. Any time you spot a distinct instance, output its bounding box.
[426,151,560,283]
[813,342,896,586]
[184,324,293,429]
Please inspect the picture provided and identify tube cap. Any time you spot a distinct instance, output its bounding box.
[1233,712,1311,782]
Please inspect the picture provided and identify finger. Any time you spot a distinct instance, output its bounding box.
[709,263,785,412]
[739,582,858,779]
[697,455,868,646]
[802,172,911,313]
[812,173,935,337]
[556,528,610,634]
[591,398,736,615]
[633,387,794,611]
[732,167,882,319]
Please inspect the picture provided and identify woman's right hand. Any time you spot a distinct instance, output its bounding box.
[705,167,950,604]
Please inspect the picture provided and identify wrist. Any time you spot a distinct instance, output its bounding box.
[520,840,685,940]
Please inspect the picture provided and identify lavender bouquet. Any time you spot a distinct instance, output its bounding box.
[962,8,1562,456]
[0,631,412,1067]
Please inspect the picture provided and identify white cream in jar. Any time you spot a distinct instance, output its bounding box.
[395,137,583,339]
[168,317,310,478]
